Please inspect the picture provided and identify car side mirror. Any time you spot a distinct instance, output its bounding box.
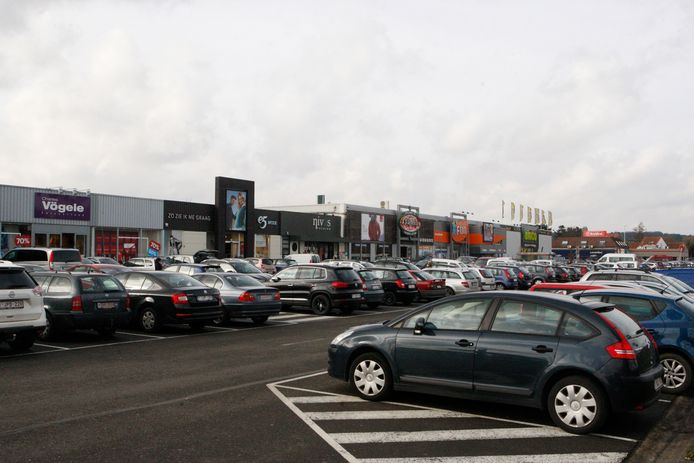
[271,276,280,282]
[414,317,426,335]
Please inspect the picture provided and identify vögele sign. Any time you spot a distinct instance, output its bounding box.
[34,192,91,221]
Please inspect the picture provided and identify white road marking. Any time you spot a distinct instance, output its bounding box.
[331,427,575,444]
[281,338,326,347]
[359,453,628,463]
[658,399,672,403]
[306,410,477,421]
[115,331,165,339]
[289,395,367,404]
[590,433,638,443]
[34,343,70,350]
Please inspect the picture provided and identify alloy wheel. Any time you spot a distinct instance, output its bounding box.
[662,358,687,390]
[554,384,597,429]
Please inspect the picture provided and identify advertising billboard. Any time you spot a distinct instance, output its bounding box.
[361,213,385,242]
[521,225,539,250]
[34,192,90,221]
[164,200,214,232]
[482,223,494,243]
[398,212,421,236]
[225,190,247,231]
[451,220,469,244]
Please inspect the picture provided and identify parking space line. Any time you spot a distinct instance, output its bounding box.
[359,453,628,463]
[658,399,672,403]
[331,427,575,444]
[290,396,365,404]
[306,410,477,420]
[281,338,326,347]
[34,343,70,350]
[115,331,165,339]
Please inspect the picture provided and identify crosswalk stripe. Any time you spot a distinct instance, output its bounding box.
[359,453,628,463]
[306,410,476,420]
[289,395,366,404]
[331,427,573,444]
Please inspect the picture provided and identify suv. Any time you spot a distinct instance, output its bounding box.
[32,272,131,338]
[524,263,556,285]
[266,264,363,315]
[2,247,82,270]
[370,267,419,305]
[0,262,46,350]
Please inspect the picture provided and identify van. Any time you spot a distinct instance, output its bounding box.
[285,253,321,264]
[2,247,82,270]
[596,253,638,269]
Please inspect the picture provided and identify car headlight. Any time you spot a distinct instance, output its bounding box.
[330,330,354,346]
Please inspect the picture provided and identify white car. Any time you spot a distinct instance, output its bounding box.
[468,267,496,291]
[426,267,480,295]
[0,261,46,351]
[425,258,468,270]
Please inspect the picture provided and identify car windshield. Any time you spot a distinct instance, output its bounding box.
[0,268,37,289]
[231,261,261,273]
[479,269,493,278]
[154,273,206,289]
[223,274,265,287]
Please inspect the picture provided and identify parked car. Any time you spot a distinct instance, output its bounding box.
[246,257,277,274]
[193,273,281,325]
[266,264,363,315]
[221,259,273,282]
[409,270,447,301]
[369,267,419,305]
[485,267,519,290]
[285,253,321,264]
[328,291,663,434]
[165,254,195,264]
[193,249,219,263]
[323,260,366,271]
[64,263,132,275]
[164,263,223,275]
[552,265,571,283]
[570,288,694,394]
[580,270,694,296]
[529,282,610,295]
[524,263,556,285]
[124,257,158,270]
[2,247,82,270]
[467,267,496,291]
[357,269,385,309]
[426,267,481,295]
[114,271,222,332]
[32,271,130,339]
[271,258,296,273]
[596,253,638,270]
[0,262,46,350]
[566,267,582,281]
[373,258,419,271]
[422,258,468,270]
[494,264,533,289]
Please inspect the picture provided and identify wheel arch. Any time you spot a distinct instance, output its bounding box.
[344,346,396,382]
[539,367,611,411]
[658,345,694,366]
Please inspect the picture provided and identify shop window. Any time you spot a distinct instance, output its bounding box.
[35,234,47,247]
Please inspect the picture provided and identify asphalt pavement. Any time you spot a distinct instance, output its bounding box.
[0,304,677,462]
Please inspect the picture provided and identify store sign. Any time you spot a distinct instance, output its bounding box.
[482,223,494,243]
[148,240,161,257]
[433,231,450,243]
[254,209,280,235]
[582,230,609,238]
[164,200,214,232]
[34,192,90,221]
[521,226,539,250]
[399,212,421,235]
[451,220,469,243]
[280,211,341,242]
[15,235,31,247]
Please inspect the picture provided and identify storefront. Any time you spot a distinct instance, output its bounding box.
[164,200,215,257]
[252,209,281,258]
[346,209,395,261]
[280,211,342,260]
[468,222,507,257]
[215,177,256,258]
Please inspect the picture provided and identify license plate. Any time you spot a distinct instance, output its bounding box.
[97,302,118,310]
[654,377,663,391]
[371,285,379,290]
[0,300,24,310]
[408,284,415,289]
[197,295,214,302]
[259,295,272,301]
[352,294,361,299]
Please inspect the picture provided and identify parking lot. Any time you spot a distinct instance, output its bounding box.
[0,302,677,462]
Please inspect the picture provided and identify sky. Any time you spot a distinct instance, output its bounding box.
[1,0,693,233]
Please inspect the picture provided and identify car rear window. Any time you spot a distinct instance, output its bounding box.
[595,306,643,339]
[359,271,377,282]
[479,269,493,278]
[52,250,82,262]
[10,249,48,262]
[505,269,517,278]
[462,271,477,280]
[223,274,264,287]
[231,261,261,273]
[336,268,361,282]
[154,273,206,289]
[396,270,414,279]
[0,268,37,289]
[79,276,124,293]
[261,258,273,265]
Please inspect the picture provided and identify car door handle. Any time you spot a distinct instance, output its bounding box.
[456,339,474,347]
[532,345,553,353]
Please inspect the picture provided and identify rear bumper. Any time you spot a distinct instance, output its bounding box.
[605,364,665,412]
[363,291,385,303]
[419,288,447,299]
[166,305,224,324]
[332,292,364,308]
[222,302,281,318]
[53,312,131,330]
[395,289,418,301]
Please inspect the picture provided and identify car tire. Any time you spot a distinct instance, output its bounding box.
[251,315,269,325]
[213,313,229,326]
[661,352,692,394]
[495,283,505,290]
[311,294,332,315]
[97,327,117,338]
[366,302,380,309]
[39,311,54,341]
[547,375,607,434]
[383,291,397,306]
[7,331,36,351]
[138,307,160,333]
[349,352,392,401]
[445,287,455,296]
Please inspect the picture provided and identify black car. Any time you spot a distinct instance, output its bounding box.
[193,273,281,325]
[373,259,420,271]
[553,266,571,283]
[115,271,222,332]
[32,272,131,338]
[164,263,223,275]
[495,264,533,289]
[524,264,556,285]
[266,264,363,315]
[328,291,663,434]
[193,249,219,263]
[357,269,385,309]
[370,267,418,305]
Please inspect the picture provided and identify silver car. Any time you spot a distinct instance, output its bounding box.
[426,267,480,295]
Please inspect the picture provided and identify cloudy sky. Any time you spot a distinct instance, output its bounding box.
[1,0,692,233]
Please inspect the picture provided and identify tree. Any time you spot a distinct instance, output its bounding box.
[633,222,646,242]
[687,237,694,258]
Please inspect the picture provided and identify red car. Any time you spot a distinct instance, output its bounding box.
[65,264,132,275]
[409,270,447,301]
[529,282,609,295]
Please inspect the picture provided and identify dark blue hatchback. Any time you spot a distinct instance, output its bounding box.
[571,288,694,394]
[328,291,663,434]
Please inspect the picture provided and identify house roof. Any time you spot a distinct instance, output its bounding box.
[552,236,626,249]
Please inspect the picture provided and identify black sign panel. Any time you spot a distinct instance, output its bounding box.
[254,209,281,235]
[164,201,215,232]
[280,211,341,242]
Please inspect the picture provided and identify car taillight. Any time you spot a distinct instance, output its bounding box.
[504,270,510,279]
[518,272,525,280]
[273,292,281,301]
[239,291,256,302]
[171,293,189,304]
[597,312,637,360]
[462,281,469,287]
[331,281,350,289]
[49,253,54,270]
[395,279,406,289]
[32,286,43,296]
[71,295,83,312]
[421,280,432,289]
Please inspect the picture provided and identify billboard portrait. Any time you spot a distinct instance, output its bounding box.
[483,222,494,243]
[361,213,385,242]
[226,190,247,231]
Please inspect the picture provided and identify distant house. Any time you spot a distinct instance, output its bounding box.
[635,236,668,250]
[552,236,628,260]
[629,235,686,260]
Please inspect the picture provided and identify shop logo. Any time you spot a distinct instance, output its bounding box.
[399,212,421,235]
[257,215,278,231]
[15,235,31,247]
[34,192,90,221]
[312,217,333,231]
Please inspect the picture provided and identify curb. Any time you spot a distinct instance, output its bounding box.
[624,395,694,462]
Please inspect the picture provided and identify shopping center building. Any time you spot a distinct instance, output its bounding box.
[0,177,551,261]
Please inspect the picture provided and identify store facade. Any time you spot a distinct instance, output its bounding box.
[280,211,342,260]
[163,200,215,256]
